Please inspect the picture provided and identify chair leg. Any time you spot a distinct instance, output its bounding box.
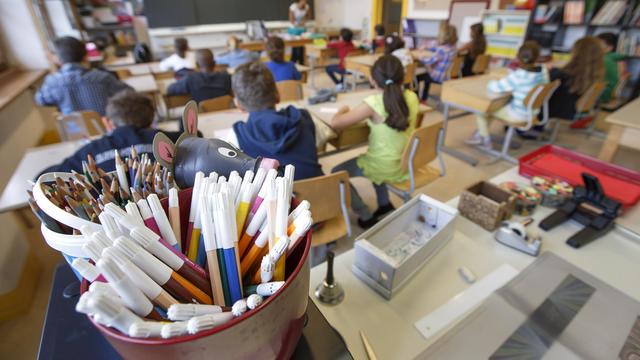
[548,119,561,144]
[403,192,410,203]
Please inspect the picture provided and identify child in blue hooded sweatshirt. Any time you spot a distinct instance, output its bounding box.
[227,61,323,180]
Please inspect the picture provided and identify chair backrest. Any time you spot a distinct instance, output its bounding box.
[293,171,351,224]
[55,110,104,141]
[445,55,464,80]
[523,80,561,112]
[346,48,368,57]
[613,73,630,100]
[276,80,304,102]
[472,54,491,75]
[401,120,443,172]
[576,81,607,113]
[115,69,133,80]
[198,95,234,113]
[152,70,174,80]
[164,94,191,109]
[404,62,417,88]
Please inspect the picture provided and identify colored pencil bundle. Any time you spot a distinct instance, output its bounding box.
[27,150,175,229]
[33,162,313,340]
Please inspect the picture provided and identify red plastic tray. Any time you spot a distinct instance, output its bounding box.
[519,145,640,208]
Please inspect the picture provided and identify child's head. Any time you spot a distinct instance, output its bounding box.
[597,32,617,53]
[340,28,354,42]
[517,41,540,71]
[375,24,385,37]
[106,90,155,129]
[438,24,458,46]
[54,36,86,64]
[232,61,278,112]
[228,36,241,51]
[196,49,216,71]
[174,37,189,57]
[266,36,286,63]
[470,23,484,40]
[564,36,605,95]
[371,55,410,132]
[384,35,405,55]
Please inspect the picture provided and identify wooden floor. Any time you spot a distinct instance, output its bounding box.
[1,69,638,359]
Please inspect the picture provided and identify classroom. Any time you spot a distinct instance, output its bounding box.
[1,0,639,358]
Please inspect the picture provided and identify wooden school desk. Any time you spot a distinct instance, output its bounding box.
[105,61,163,76]
[440,71,512,166]
[239,38,314,52]
[0,140,85,214]
[122,74,159,95]
[598,97,640,162]
[309,166,640,360]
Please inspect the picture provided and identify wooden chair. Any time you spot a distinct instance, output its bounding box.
[344,48,370,90]
[489,80,561,163]
[385,120,446,202]
[162,94,191,119]
[276,80,304,102]
[115,69,133,80]
[548,81,607,143]
[198,95,234,113]
[445,55,464,80]
[601,73,630,112]
[55,110,105,141]
[404,62,417,90]
[152,70,174,80]
[472,54,491,75]
[293,171,352,247]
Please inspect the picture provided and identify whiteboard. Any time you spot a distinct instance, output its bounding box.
[449,1,488,43]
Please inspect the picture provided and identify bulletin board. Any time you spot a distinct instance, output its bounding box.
[448,0,490,43]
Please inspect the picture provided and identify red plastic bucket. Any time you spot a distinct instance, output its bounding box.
[80,188,312,359]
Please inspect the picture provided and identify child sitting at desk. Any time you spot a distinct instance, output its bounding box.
[466,41,549,150]
[166,49,232,103]
[330,55,419,228]
[41,91,182,175]
[415,24,459,102]
[158,37,196,76]
[371,24,386,53]
[225,61,323,180]
[216,36,260,69]
[35,36,132,115]
[384,35,413,67]
[264,36,302,82]
[325,28,356,88]
[458,23,486,77]
[597,32,628,105]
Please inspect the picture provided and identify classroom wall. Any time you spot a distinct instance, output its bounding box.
[406,0,501,19]
[315,0,373,36]
[0,0,49,70]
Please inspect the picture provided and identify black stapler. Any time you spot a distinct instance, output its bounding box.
[539,173,621,249]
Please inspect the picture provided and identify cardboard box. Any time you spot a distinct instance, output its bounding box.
[352,195,458,299]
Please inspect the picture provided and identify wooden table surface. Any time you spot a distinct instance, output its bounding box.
[441,72,511,114]
[122,74,159,94]
[0,69,47,110]
[598,96,640,162]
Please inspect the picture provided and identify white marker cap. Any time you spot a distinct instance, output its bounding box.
[256,281,285,297]
[231,299,247,317]
[71,258,100,282]
[92,231,113,247]
[89,281,122,304]
[129,321,164,338]
[147,194,178,247]
[99,213,123,241]
[269,236,289,263]
[83,236,107,262]
[260,255,274,284]
[246,294,263,310]
[167,304,223,321]
[136,199,153,220]
[103,247,162,300]
[187,312,233,334]
[96,256,154,317]
[124,202,145,225]
[288,201,310,225]
[83,291,141,334]
[130,226,183,270]
[114,236,171,284]
[168,188,179,208]
[161,321,189,339]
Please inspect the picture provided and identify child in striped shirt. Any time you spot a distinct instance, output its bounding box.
[466,41,548,149]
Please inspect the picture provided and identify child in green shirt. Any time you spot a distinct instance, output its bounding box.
[597,32,627,103]
[330,55,420,229]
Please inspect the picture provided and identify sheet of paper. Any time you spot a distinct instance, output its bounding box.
[414,264,519,340]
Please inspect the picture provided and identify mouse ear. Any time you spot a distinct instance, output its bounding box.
[182,101,199,136]
[153,132,176,170]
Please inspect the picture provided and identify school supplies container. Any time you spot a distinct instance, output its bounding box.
[531,176,573,207]
[458,181,516,231]
[352,195,458,299]
[499,181,542,216]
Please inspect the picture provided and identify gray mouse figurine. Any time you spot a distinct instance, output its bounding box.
[153,101,279,188]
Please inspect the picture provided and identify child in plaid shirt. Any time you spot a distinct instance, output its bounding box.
[415,24,458,101]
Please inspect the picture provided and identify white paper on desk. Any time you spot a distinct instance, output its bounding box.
[414,264,518,340]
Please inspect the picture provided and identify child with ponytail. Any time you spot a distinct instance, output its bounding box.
[330,55,420,229]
